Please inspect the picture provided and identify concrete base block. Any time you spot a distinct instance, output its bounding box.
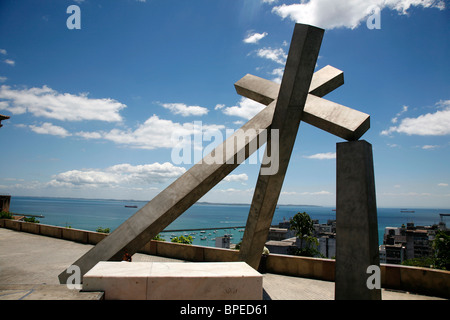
[83,261,263,300]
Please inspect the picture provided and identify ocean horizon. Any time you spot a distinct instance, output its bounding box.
[7,196,450,247]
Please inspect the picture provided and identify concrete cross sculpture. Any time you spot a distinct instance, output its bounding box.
[59,23,379,300]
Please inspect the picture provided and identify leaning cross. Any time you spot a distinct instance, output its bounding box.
[58,23,369,284]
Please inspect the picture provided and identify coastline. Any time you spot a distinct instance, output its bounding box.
[6,196,450,249]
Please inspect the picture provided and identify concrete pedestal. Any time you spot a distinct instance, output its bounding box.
[335,140,381,300]
[83,261,263,300]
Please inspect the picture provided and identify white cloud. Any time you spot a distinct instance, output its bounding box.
[79,115,225,150]
[0,85,126,122]
[0,49,7,55]
[271,67,284,83]
[214,104,225,110]
[422,145,439,150]
[391,105,408,124]
[381,100,450,136]
[49,162,186,188]
[256,47,287,65]
[160,102,208,117]
[271,0,445,30]
[75,131,103,139]
[217,188,254,193]
[303,152,336,160]
[4,59,15,66]
[438,183,448,187]
[243,32,268,44]
[222,97,265,120]
[281,190,332,195]
[262,0,278,4]
[0,76,7,83]
[29,122,71,138]
[223,173,248,183]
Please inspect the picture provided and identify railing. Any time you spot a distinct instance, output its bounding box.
[1,218,449,299]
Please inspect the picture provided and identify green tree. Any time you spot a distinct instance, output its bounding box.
[96,227,110,233]
[24,216,40,223]
[0,211,13,219]
[152,234,165,241]
[289,211,320,257]
[171,235,193,245]
[433,230,450,270]
[290,212,315,247]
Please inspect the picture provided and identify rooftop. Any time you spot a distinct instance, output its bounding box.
[0,228,445,301]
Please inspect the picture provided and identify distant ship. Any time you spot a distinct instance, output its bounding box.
[400,209,415,213]
[124,205,138,208]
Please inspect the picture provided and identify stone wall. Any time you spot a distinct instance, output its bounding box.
[1,218,449,299]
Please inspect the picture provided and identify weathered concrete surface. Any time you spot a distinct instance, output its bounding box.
[1,228,445,300]
[335,140,381,300]
[83,261,262,300]
[239,23,324,269]
[0,284,103,300]
[58,58,345,285]
[235,67,370,141]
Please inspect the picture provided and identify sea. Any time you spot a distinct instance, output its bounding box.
[8,196,450,247]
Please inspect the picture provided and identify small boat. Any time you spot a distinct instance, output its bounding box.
[201,237,207,240]
[400,210,415,213]
[124,205,138,208]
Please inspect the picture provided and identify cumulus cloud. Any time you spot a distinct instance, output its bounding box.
[421,145,439,150]
[0,85,126,122]
[4,59,15,66]
[271,0,445,30]
[391,105,408,124]
[78,115,225,150]
[160,102,208,117]
[29,122,71,138]
[223,173,248,183]
[303,152,336,160]
[281,190,332,195]
[48,162,186,188]
[222,97,265,120]
[256,47,287,65]
[243,32,268,44]
[381,100,450,136]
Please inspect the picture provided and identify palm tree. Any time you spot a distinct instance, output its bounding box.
[289,211,315,250]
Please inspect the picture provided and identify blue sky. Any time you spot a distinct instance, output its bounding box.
[0,0,449,208]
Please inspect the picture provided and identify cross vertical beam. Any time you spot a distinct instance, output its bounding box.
[238,24,324,269]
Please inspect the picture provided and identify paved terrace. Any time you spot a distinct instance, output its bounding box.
[0,228,445,300]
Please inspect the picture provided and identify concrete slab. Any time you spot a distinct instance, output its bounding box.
[0,284,103,300]
[83,261,263,300]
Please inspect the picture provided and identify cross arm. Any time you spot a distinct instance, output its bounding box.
[235,65,344,103]
[234,66,370,141]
